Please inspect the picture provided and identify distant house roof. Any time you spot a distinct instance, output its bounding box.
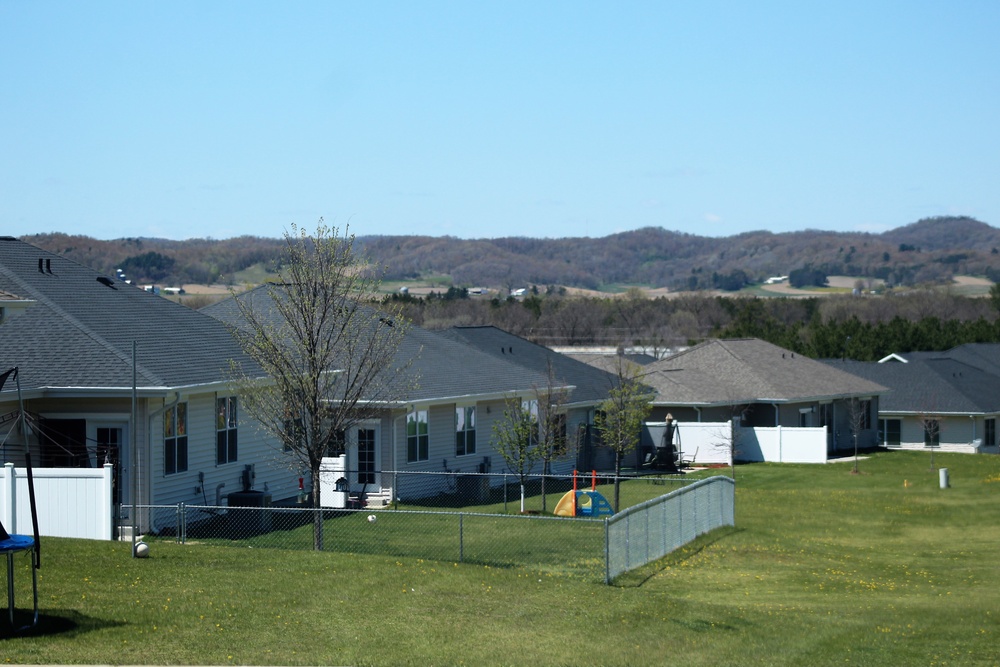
[202,287,557,404]
[567,352,658,369]
[0,236,264,395]
[437,325,619,406]
[643,338,887,407]
[828,356,1000,415]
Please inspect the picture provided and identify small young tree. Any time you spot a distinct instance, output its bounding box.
[227,221,413,550]
[594,356,652,512]
[492,396,542,513]
[846,397,872,474]
[711,401,749,481]
[534,361,571,512]
[918,411,941,470]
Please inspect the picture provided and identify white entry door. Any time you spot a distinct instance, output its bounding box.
[349,423,380,493]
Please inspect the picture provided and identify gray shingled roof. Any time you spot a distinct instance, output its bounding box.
[437,325,619,405]
[644,338,886,406]
[202,287,555,403]
[0,237,263,394]
[826,357,1000,415]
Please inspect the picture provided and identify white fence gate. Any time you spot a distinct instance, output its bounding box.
[0,463,114,540]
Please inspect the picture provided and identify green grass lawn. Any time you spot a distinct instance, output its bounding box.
[4,451,999,665]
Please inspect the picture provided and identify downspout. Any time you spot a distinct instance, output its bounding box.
[971,415,977,450]
[694,407,702,423]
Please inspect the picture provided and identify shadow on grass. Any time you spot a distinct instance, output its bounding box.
[0,609,124,641]
[610,525,743,589]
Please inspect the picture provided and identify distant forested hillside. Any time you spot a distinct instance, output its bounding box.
[21,216,1000,291]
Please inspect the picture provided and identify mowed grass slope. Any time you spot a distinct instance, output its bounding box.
[3,451,999,666]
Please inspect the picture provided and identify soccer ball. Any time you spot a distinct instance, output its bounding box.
[367,514,377,523]
[134,541,150,558]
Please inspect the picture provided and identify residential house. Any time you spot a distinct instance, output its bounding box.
[0,237,296,536]
[437,325,622,471]
[203,288,566,505]
[579,339,887,464]
[827,347,1000,454]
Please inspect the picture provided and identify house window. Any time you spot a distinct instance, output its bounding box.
[357,428,376,485]
[859,400,872,431]
[815,402,833,428]
[456,406,476,456]
[164,402,188,475]
[326,429,346,458]
[283,417,304,453]
[523,399,540,443]
[407,409,428,462]
[923,419,940,448]
[985,418,996,448]
[881,419,901,446]
[216,396,238,465]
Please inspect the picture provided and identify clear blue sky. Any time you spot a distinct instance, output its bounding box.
[2,1,998,241]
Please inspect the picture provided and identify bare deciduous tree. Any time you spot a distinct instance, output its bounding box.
[227,221,413,550]
[493,396,541,513]
[846,397,873,474]
[711,400,749,481]
[595,356,652,512]
[535,361,571,512]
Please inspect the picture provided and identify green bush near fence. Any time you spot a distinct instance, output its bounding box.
[5,452,998,666]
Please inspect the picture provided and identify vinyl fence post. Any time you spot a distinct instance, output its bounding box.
[459,513,464,563]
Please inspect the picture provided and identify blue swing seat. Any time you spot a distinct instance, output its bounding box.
[1,525,39,630]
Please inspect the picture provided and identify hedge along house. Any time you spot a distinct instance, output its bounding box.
[635,339,888,463]
[203,287,568,506]
[437,326,623,472]
[827,349,1000,454]
[0,237,299,537]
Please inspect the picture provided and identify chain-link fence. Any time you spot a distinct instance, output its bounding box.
[129,473,734,583]
[605,476,735,582]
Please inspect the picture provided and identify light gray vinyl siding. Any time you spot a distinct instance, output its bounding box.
[152,392,301,507]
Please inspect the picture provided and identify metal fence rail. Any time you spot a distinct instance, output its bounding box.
[129,474,735,584]
[605,475,735,583]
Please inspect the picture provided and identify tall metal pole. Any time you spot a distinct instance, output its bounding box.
[15,367,40,568]
[131,342,138,557]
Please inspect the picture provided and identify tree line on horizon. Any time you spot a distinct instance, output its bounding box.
[386,287,1000,362]
[22,215,1000,294]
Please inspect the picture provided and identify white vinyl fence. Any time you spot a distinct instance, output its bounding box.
[0,463,114,540]
[643,421,831,465]
[737,426,828,463]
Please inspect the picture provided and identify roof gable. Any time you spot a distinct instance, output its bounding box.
[438,325,619,405]
[202,287,555,403]
[646,338,886,406]
[0,237,261,392]
[828,357,1000,414]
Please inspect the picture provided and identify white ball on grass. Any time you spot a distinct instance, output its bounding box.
[367,514,377,523]
[134,541,150,558]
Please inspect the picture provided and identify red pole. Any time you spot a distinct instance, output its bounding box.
[592,469,597,491]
